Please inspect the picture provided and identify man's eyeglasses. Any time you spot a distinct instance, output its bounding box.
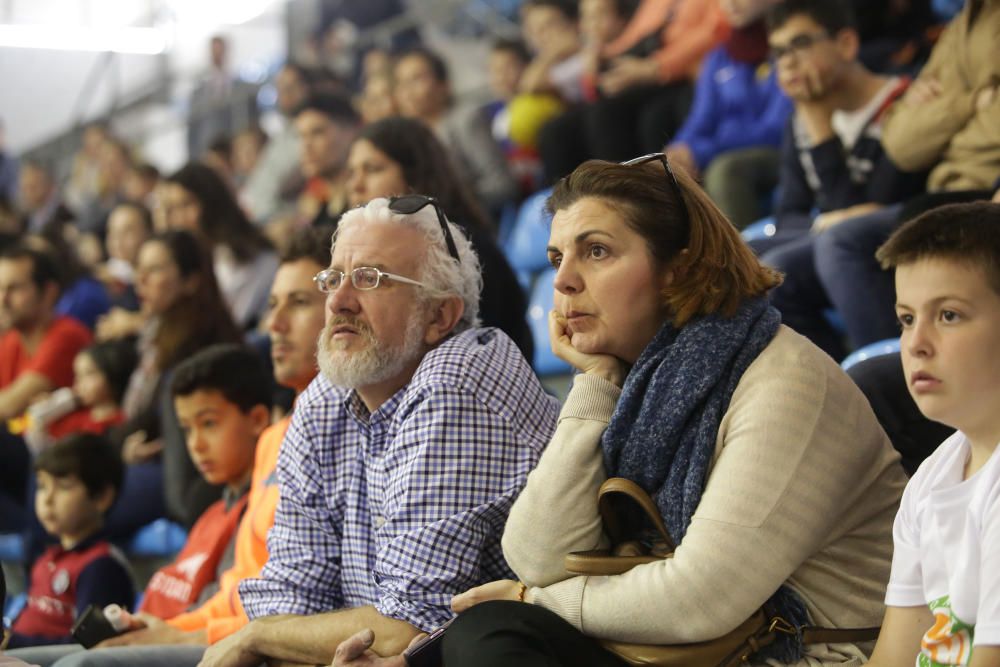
[769,32,830,62]
[388,195,461,264]
[313,266,427,293]
[621,153,691,226]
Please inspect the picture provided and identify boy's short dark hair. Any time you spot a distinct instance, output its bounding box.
[279,224,334,268]
[876,202,1000,295]
[170,343,272,413]
[766,0,856,34]
[293,91,361,126]
[491,38,531,64]
[0,242,61,291]
[522,0,579,20]
[84,338,140,405]
[35,434,124,503]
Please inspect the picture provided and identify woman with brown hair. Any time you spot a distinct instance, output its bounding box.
[111,229,242,531]
[432,156,909,666]
[160,163,278,330]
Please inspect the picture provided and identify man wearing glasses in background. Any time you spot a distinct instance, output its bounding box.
[749,0,926,360]
[200,197,559,667]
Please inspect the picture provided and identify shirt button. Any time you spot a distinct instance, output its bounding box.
[373,515,386,529]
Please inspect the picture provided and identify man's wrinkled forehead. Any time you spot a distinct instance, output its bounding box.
[330,220,426,271]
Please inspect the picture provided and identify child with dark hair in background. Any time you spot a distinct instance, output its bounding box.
[485,39,541,196]
[6,344,269,666]
[7,435,132,649]
[100,202,152,312]
[134,343,268,623]
[24,340,138,454]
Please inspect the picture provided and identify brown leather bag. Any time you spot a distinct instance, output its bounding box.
[564,478,879,667]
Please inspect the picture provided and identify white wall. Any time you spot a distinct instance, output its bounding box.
[0,0,288,158]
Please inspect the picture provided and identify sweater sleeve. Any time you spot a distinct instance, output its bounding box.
[501,374,619,588]
[881,12,977,172]
[528,333,898,644]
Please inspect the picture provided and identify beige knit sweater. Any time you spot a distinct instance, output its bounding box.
[502,327,908,666]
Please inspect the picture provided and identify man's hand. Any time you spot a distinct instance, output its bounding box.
[811,202,883,233]
[122,431,163,465]
[95,307,145,341]
[198,624,261,667]
[902,77,943,106]
[976,84,997,112]
[599,56,660,96]
[451,580,523,614]
[95,614,206,648]
[330,629,425,667]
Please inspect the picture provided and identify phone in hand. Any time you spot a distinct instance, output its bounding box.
[71,605,123,648]
[403,618,455,667]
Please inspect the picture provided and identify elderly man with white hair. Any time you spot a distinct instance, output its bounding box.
[199,196,559,667]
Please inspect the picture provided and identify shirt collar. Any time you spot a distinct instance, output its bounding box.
[222,481,250,510]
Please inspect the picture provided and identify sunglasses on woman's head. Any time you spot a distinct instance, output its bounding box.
[387,195,462,264]
[621,153,691,225]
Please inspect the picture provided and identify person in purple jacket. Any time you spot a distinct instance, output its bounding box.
[666,0,792,229]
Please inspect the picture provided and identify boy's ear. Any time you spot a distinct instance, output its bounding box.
[834,27,860,61]
[247,403,271,439]
[93,485,117,515]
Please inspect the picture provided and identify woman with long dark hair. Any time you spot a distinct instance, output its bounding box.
[345,116,533,360]
[160,163,278,329]
[113,229,243,530]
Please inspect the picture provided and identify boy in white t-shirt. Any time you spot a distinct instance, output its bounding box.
[866,201,1000,667]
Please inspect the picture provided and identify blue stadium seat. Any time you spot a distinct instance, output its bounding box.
[527,268,572,377]
[0,532,25,563]
[504,187,554,290]
[841,338,902,371]
[740,217,777,243]
[126,519,188,558]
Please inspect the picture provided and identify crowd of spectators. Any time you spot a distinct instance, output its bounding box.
[1,0,999,666]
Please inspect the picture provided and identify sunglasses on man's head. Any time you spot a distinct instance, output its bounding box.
[388,195,461,264]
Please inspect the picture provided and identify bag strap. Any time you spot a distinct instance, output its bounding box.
[596,478,881,658]
[719,617,881,667]
[801,626,881,645]
[597,478,675,551]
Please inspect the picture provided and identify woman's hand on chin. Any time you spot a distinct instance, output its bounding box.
[549,310,626,387]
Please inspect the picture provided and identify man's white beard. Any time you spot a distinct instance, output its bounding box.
[317,304,427,390]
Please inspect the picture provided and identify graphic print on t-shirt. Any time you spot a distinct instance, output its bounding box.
[920,595,975,667]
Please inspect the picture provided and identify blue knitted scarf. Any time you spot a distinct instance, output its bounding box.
[601,296,809,663]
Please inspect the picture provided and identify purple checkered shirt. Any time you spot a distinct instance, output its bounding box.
[239,328,560,631]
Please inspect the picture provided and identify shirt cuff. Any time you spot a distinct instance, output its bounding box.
[560,375,620,423]
[884,583,926,608]
[528,576,587,631]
